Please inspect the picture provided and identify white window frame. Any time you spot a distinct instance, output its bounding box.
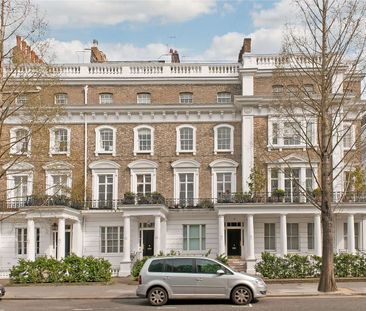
[342,122,355,150]
[95,126,117,156]
[217,92,232,103]
[128,160,157,194]
[5,162,34,206]
[89,160,120,208]
[209,159,238,200]
[15,227,41,256]
[16,94,28,106]
[54,93,68,105]
[137,92,151,104]
[10,126,31,156]
[267,159,318,203]
[264,223,276,251]
[179,92,193,104]
[307,223,314,251]
[49,127,71,156]
[176,125,196,155]
[183,224,206,251]
[287,223,300,251]
[99,93,113,104]
[172,159,200,205]
[100,226,124,254]
[213,124,234,154]
[268,117,317,150]
[133,125,154,155]
[43,161,73,197]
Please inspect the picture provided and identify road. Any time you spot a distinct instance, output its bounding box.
[1,296,366,311]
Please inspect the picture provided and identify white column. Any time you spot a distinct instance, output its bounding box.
[57,218,65,260]
[160,218,167,254]
[154,215,161,255]
[122,216,131,262]
[27,218,35,261]
[314,214,322,256]
[119,216,131,276]
[362,216,366,251]
[347,214,355,254]
[246,214,255,259]
[72,221,83,256]
[280,214,287,256]
[242,113,254,192]
[218,215,225,255]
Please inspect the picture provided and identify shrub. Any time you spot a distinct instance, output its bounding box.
[131,257,150,280]
[255,252,366,279]
[216,253,228,265]
[10,254,112,284]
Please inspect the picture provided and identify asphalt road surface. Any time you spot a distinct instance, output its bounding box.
[1,296,366,311]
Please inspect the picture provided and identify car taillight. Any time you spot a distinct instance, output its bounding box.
[138,275,142,285]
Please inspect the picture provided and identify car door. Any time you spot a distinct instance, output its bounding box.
[194,259,228,297]
[164,258,196,297]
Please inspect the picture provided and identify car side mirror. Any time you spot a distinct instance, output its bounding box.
[216,269,225,275]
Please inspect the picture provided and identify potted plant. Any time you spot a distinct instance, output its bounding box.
[151,192,165,204]
[123,192,136,204]
[272,189,285,202]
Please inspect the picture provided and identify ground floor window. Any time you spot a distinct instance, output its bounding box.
[307,223,314,250]
[344,222,359,250]
[183,224,206,251]
[287,223,299,251]
[16,227,40,255]
[264,223,276,251]
[100,226,123,253]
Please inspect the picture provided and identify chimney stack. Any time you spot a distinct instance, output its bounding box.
[90,39,107,63]
[238,37,252,63]
[171,49,180,63]
[12,35,44,64]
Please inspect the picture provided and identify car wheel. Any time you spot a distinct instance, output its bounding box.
[148,286,168,306]
[231,286,252,305]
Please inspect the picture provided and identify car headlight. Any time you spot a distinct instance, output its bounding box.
[255,279,266,287]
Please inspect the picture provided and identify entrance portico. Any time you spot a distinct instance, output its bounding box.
[118,204,168,276]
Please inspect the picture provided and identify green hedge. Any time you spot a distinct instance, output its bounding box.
[255,252,366,279]
[10,254,112,283]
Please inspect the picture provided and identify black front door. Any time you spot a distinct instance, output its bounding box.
[143,230,154,256]
[227,229,241,256]
[65,231,71,257]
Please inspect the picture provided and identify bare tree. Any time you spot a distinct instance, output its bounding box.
[271,0,366,292]
[0,0,61,221]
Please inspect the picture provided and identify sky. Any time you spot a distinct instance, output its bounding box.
[33,0,295,63]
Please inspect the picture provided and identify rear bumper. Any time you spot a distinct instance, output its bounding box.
[136,285,147,298]
[0,286,5,297]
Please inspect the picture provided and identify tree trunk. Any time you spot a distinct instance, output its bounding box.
[318,205,337,292]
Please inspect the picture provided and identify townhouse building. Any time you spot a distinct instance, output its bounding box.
[0,38,365,277]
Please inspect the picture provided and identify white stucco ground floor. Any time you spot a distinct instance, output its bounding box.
[1,203,366,278]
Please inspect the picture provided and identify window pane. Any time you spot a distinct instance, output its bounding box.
[165,258,193,273]
[100,129,113,151]
[217,127,231,150]
[217,92,231,103]
[148,259,165,272]
[179,93,193,104]
[137,93,151,104]
[180,127,193,150]
[196,259,221,274]
[138,128,151,151]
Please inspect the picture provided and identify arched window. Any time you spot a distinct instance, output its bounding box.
[133,125,154,155]
[209,159,238,200]
[176,125,196,155]
[214,124,234,154]
[95,126,116,156]
[49,127,71,156]
[10,127,31,155]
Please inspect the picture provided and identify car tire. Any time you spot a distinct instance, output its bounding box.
[231,285,252,305]
[148,286,168,306]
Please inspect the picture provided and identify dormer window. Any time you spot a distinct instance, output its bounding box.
[99,93,113,104]
[137,93,151,104]
[54,93,68,105]
[272,85,284,94]
[179,92,193,104]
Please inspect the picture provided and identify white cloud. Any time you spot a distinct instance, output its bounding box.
[36,0,217,27]
[46,38,169,63]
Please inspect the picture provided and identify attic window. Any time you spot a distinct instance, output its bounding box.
[272,85,283,94]
[137,93,151,104]
[99,93,113,104]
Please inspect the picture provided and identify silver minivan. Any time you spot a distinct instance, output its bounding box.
[136,256,267,306]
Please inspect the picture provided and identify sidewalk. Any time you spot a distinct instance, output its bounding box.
[1,279,366,300]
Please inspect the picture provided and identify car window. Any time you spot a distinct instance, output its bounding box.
[148,259,165,272]
[165,258,193,273]
[196,259,223,274]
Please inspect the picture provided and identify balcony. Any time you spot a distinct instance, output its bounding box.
[2,191,366,212]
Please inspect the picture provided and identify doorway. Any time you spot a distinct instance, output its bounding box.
[227,229,241,256]
[142,230,154,256]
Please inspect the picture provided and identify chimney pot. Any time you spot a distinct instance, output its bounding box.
[16,35,22,48]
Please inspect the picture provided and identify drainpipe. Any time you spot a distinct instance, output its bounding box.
[83,85,88,207]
